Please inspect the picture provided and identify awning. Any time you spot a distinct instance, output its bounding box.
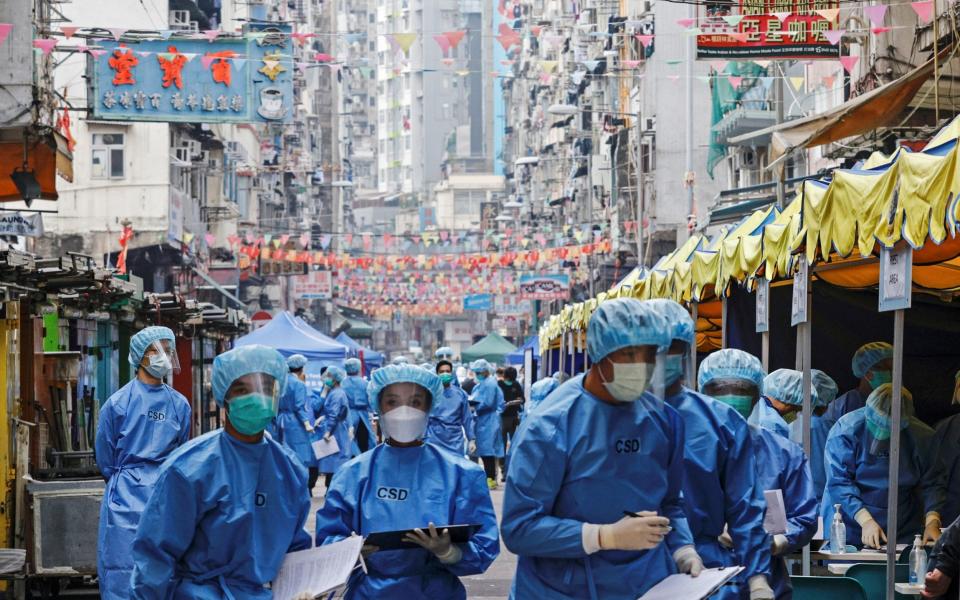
[191,266,246,308]
[0,131,73,202]
[728,50,944,164]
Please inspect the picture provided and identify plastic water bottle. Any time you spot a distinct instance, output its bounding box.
[829,504,846,554]
[909,534,928,584]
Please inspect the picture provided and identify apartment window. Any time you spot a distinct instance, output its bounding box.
[91,133,125,179]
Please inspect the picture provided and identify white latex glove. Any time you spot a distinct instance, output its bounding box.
[771,534,789,556]
[402,522,462,564]
[348,426,355,440]
[748,575,775,600]
[718,525,733,549]
[673,545,703,576]
[599,512,670,551]
[856,508,886,549]
[304,421,314,433]
[314,417,324,428]
[323,431,332,442]
[468,440,477,454]
[924,512,942,546]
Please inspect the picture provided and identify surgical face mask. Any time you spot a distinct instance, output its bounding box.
[476,373,488,381]
[599,360,655,402]
[715,394,754,419]
[783,411,797,424]
[381,405,428,443]
[663,354,684,386]
[227,393,277,435]
[323,378,335,388]
[439,373,454,386]
[145,352,173,379]
[867,369,892,390]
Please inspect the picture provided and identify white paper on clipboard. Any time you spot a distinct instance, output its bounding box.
[272,536,363,599]
[637,566,744,600]
[312,435,340,460]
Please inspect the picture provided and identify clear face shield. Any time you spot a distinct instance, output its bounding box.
[702,378,760,419]
[597,344,668,403]
[224,373,281,435]
[142,339,180,377]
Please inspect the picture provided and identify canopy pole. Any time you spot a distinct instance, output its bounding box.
[559,333,566,376]
[721,294,728,349]
[886,308,905,598]
[800,286,813,577]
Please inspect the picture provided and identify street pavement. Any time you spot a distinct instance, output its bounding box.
[309,487,516,600]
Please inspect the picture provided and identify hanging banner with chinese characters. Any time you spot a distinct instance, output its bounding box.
[88,23,293,123]
[696,2,840,60]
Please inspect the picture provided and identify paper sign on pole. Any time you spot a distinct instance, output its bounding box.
[879,245,912,312]
[791,257,808,326]
[755,279,769,333]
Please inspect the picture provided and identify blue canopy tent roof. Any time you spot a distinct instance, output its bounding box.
[233,311,347,364]
[335,332,384,368]
[506,335,539,365]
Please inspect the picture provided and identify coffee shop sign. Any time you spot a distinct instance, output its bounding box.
[88,23,293,124]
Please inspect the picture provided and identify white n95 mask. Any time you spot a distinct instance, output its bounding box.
[601,361,655,402]
[381,405,428,443]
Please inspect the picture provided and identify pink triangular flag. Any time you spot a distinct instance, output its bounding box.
[816,8,840,21]
[912,1,934,23]
[204,233,216,246]
[676,18,696,28]
[771,11,790,22]
[823,74,836,88]
[136,50,153,58]
[839,55,859,73]
[33,38,58,55]
[635,34,653,48]
[863,4,887,26]
[203,29,220,42]
[88,48,107,58]
[60,26,79,39]
[728,75,743,88]
[823,29,844,45]
[201,54,215,69]
[711,59,728,73]
[0,24,12,46]
[108,28,126,41]
[871,26,891,33]
[622,59,641,68]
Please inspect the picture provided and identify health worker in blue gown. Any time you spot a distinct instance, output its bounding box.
[501,298,699,600]
[95,326,191,600]
[788,369,837,499]
[314,364,500,599]
[747,368,808,440]
[130,345,312,599]
[647,300,773,600]
[823,342,893,423]
[424,359,476,455]
[342,358,375,455]
[316,365,352,490]
[467,359,504,489]
[526,372,565,413]
[822,384,943,548]
[269,354,316,470]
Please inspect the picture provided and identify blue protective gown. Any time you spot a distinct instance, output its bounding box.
[95,378,191,600]
[821,408,939,546]
[526,378,559,413]
[130,429,312,599]
[268,374,314,467]
[342,375,375,455]
[470,376,504,458]
[789,412,832,499]
[824,388,866,424]
[931,414,960,525]
[663,387,769,600]
[750,425,818,600]
[424,384,475,455]
[501,375,694,600]
[314,443,500,599]
[314,386,352,474]
[748,396,791,439]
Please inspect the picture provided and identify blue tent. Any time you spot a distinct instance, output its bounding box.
[233,311,347,364]
[506,335,539,365]
[335,332,384,371]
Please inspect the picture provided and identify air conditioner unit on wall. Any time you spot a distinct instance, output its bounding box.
[169,10,190,29]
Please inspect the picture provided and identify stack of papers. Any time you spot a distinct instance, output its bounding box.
[638,566,744,600]
[272,536,363,599]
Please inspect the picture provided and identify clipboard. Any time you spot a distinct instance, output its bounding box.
[365,524,479,551]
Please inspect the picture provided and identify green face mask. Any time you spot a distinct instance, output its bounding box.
[439,373,454,385]
[715,394,754,419]
[227,393,276,435]
[867,370,892,390]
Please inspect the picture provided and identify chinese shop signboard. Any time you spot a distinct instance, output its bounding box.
[697,1,840,60]
[88,24,293,123]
